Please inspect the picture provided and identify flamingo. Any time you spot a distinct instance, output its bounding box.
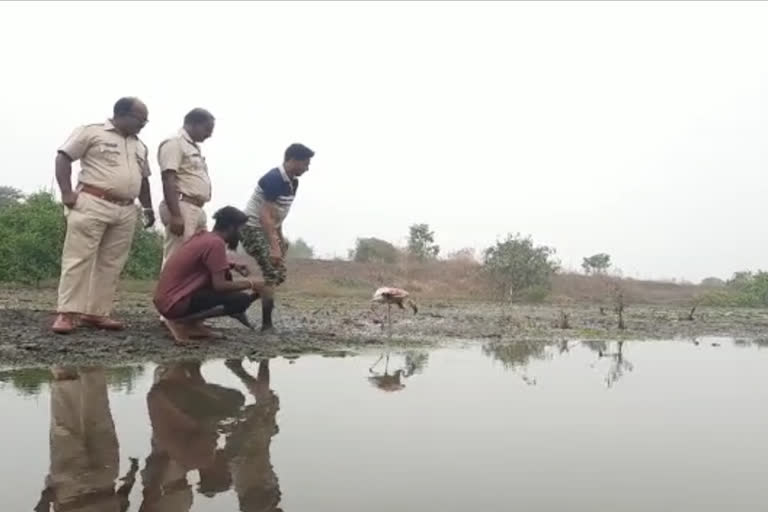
[371,287,418,334]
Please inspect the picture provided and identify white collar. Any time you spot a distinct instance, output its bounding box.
[278,164,292,183]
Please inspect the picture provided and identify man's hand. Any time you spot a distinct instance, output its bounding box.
[230,263,250,277]
[248,277,264,293]
[169,215,184,236]
[61,190,79,208]
[143,209,156,228]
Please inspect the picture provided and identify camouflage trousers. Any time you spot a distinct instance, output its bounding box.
[240,226,287,287]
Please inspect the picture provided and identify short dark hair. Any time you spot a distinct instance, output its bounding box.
[212,206,248,231]
[113,97,138,117]
[284,143,315,162]
[184,108,215,125]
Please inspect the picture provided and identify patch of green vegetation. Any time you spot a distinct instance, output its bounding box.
[576,328,607,338]
[0,190,162,285]
[695,271,768,307]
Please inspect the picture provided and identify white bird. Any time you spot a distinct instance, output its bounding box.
[371,287,418,334]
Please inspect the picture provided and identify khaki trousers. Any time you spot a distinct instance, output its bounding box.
[57,193,138,316]
[47,369,120,512]
[159,200,207,267]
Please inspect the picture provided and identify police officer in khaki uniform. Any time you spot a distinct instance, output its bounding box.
[35,367,139,512]
[52,97,154,334]
[158,108,215,266]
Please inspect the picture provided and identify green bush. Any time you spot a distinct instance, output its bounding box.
[482,233,559,302]
[285,237,314,260]
[122,225,163,280]
[0,189,163,285]
[350,237,400,264]
[0,192,66,285]
[697,271,768,307]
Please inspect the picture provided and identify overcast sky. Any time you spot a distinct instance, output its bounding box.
[1,1,766,282]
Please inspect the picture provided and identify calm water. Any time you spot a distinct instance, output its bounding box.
[2,338,768,511]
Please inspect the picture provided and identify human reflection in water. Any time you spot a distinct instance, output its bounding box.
[35,366,138,512]
[224,358,282,512]
[139,360,244,512]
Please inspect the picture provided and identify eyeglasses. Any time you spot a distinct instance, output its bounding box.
[127,113,149,126]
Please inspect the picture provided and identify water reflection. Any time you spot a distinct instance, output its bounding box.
[29,360,282,512]
[36,367,139,512]
[367,351,429,392]
[586,341,634,388]
[223,359,281,512]
[482,340,553,385]
[141,359,282,511]
[484,339,636,387]
[4,341,768,511]
[0,365,145,396]
[141,360,244,511]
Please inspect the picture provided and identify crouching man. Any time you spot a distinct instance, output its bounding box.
[153,206,262,345]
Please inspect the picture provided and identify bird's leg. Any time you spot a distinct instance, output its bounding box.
[385,353,390,374]
[371,303,385,330]
[387,303,392,337]
[369,354,384,373]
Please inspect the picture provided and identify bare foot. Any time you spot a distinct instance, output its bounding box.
[165,320,192,346]
[186,322,213,339]
[191,322,225,340]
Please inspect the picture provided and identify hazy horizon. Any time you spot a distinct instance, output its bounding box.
[2,1,766,282]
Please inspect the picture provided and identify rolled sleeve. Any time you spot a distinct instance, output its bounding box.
[157,138,182,173]
[57,126,90,161]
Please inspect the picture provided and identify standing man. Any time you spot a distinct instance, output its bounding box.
[158,108,215,266]
[52,97,154,334]
[242,143,314,332]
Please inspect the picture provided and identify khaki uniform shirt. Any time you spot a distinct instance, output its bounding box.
[58,120,150,201]
[157,129,211,203]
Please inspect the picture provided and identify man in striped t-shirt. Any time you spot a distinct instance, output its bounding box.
[242,143,314,332]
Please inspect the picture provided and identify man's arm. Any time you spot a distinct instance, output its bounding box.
[56,126,90,208]
[158,139,184,236]
[205,243,263,293]
[139,177,155,227]
[55,152,78,207]
[211,269,261,293]
[259,202,283,263]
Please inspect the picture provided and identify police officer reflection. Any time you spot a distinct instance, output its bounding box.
[35,366,138,512]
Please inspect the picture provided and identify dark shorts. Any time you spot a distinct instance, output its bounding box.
[166,289,256,319]
[240,225,287,287]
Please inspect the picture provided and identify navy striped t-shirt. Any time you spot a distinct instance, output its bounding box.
[244,165,299,228]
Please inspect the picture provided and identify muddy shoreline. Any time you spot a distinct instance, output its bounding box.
[1,287,766,367]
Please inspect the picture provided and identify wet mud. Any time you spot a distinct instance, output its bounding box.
[1,287,767,367]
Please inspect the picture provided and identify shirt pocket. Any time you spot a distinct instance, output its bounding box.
[185,151,207,174]
[98,144,123,167]
[135,151,149,176]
